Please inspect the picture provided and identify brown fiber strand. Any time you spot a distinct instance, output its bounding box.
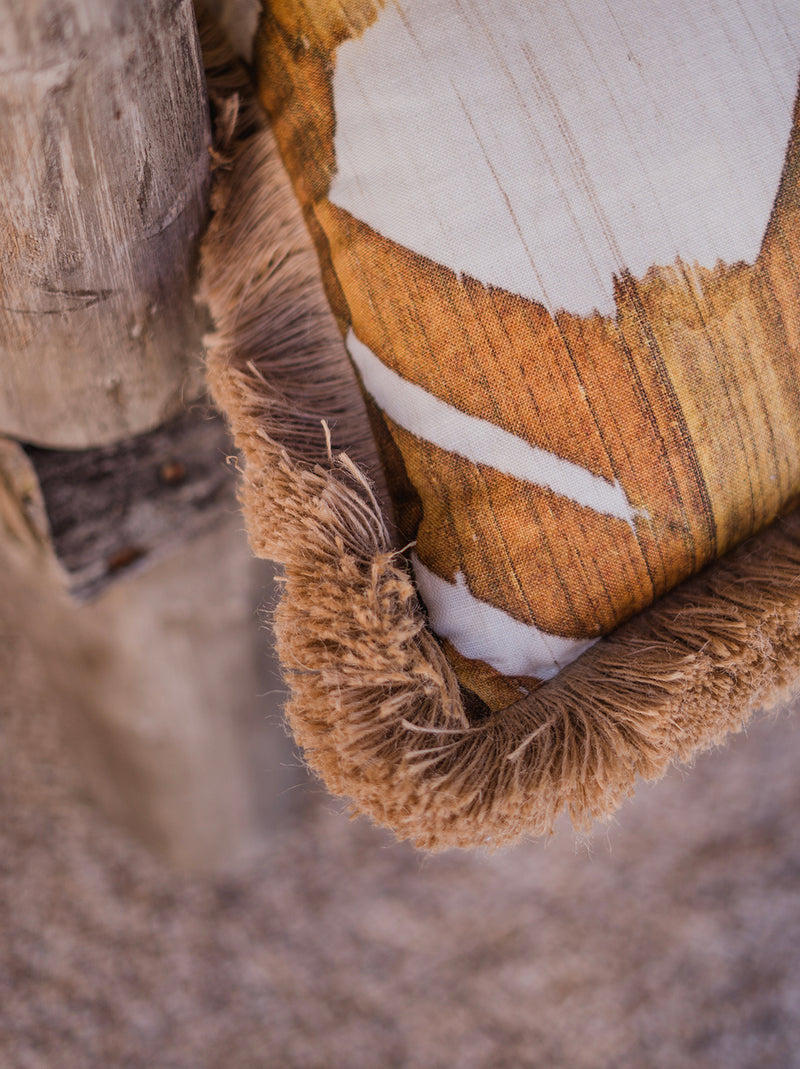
[198,31,800,850]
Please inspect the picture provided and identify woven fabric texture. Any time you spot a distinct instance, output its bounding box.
[255,0,800,710]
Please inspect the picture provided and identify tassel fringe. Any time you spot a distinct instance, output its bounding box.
[198,34,800,849]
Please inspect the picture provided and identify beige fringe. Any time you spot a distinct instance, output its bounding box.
[198,35,800,850]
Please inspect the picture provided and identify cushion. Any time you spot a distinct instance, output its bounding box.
[200,1,800,847]
[255,0,800,710]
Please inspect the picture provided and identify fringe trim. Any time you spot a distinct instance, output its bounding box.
[198,43,800,850]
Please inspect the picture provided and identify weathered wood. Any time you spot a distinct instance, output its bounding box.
[21,400,237,599]
[0,4,304,870]
[0,0,211,447]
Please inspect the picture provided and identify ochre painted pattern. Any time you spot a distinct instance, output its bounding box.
[257,3,800,710]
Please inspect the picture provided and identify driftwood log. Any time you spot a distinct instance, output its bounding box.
[23,403,236,600]
[0,1,285,867]
[0,0,211,448]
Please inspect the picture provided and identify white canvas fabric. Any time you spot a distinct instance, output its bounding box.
[330,0,800,315]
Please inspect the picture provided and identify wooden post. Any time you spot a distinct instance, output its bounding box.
[0,1,292,867]
[0,0,211,447]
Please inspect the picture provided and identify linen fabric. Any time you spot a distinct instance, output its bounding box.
[256,0,800,710]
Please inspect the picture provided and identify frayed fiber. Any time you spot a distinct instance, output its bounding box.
[198,57,800,850]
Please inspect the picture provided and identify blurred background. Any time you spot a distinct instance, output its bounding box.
[2,524,800,1069]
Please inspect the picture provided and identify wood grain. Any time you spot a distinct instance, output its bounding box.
[0,0,211,447]
[22,401,237,599]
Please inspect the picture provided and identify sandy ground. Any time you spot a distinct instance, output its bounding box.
[2,544,800,1069]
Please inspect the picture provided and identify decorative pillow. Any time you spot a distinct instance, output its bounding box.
[255,0,800,710]
[201,2,800,847]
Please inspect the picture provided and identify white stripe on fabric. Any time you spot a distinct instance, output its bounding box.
[411,552,597,680]
[347,329,638,525]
